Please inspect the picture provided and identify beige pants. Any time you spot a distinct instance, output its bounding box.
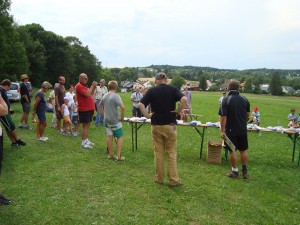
[151,124,180,185]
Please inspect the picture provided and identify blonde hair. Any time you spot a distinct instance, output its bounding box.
[108,80,118,90]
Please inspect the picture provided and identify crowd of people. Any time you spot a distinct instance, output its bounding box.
[2,73,298,205]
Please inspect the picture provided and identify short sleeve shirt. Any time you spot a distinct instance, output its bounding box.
[140,84,184,125]
[20,82,30,103]
[219,90,250,136]
[100,92,123,125]
[75,82,95,112]
[54,84,65,107]
[35,91,46,113]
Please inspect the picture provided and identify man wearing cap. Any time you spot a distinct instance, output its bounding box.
[94,79,108,126]
[131,86,143,117]
[75,73,97,149]
[54,76,66,132]
[138,72,187,188]
[0,79,26,147]
[219,80,250,179]
[18,74,31,129]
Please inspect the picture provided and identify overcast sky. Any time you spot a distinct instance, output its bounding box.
[10,0,300,70]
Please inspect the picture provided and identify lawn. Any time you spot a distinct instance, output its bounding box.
[0,91,299,225]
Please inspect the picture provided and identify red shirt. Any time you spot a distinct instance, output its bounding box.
[75,82,95,112]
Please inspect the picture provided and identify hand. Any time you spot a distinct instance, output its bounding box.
[220,131,226,139]
[91,81,97,88]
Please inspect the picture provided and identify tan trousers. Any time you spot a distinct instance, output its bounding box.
[151,124,180,185]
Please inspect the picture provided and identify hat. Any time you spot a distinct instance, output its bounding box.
[155,72,167,80]
[63,97,70,101]
[253,106,258,112]
[42,81,52,89]
[20,74,29,80]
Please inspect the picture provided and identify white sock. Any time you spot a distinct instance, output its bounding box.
[232,167,238,172]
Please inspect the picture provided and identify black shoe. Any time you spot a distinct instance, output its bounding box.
[0,194,12,205]
[11,142,19,147]
[226,171,239,179]
[17,139,26,146]
[242,172,249,179]
[169,182,183,188]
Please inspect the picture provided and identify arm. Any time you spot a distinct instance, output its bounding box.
[99,104,104,117]
[0,94,8,116]
[32,96,41,115]
[171,96,188,114]
[119,103,125,121]
[138,102,151,119]
[83,82,97,97]
[220,115,227,139]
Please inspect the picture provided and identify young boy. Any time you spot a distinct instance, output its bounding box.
[61,97,73,136]
[99,80,125,161]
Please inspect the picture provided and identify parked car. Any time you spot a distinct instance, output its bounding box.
[6,82,21,102]
[25,81,33,97]
[6,81,32,102]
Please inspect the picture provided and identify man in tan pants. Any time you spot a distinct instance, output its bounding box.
[138,72,187,188]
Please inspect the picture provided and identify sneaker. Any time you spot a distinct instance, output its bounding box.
[108,155,116,160]
[11,142,19,147]
[86,140,95,146]
[242,172,249,179]
[24,125,32,130]
[37,137,47,142]
[81,143,93,149]
[73,132,78,137]
[18,124,23,129]
[16,139,26,146]
[41,137,48,141]
[169,182,184,188]
[0,194,12,205]
[115,156,125,161]
[226,171,239,179]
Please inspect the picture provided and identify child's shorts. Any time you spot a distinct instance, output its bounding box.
[72,114,79,125]
[105,122,123,138]
[63,115,71,123]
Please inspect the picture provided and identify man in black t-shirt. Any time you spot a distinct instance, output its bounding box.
[138,72,187,188]
[18,74,31,129]
[219,80,250,179]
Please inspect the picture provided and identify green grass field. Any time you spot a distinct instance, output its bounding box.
[0,91,299,225]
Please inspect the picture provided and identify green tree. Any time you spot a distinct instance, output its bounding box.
[170,76,185,90]
[199,75,207,91]
[118,68,138,82]
[0,0,29,80]
[269,71,283,96]
[244,77,253,93]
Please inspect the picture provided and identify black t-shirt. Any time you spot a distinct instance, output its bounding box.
[20,82,30,103]
[140,84,184,125]
[219,90,250,136]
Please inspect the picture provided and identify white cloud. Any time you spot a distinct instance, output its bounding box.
[10,0,300,69]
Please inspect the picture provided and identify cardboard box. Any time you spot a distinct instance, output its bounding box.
[207,140,222,164]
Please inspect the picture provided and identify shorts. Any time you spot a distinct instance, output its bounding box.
[0,113,16,132]
[78,110,94,124]
[22,101,31,113]
[72,114,79,125]
[63,115,71,123]
[55,107,63,120]
[224,134,248,151]
[36,110,46,121]
[105,122,124,138]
